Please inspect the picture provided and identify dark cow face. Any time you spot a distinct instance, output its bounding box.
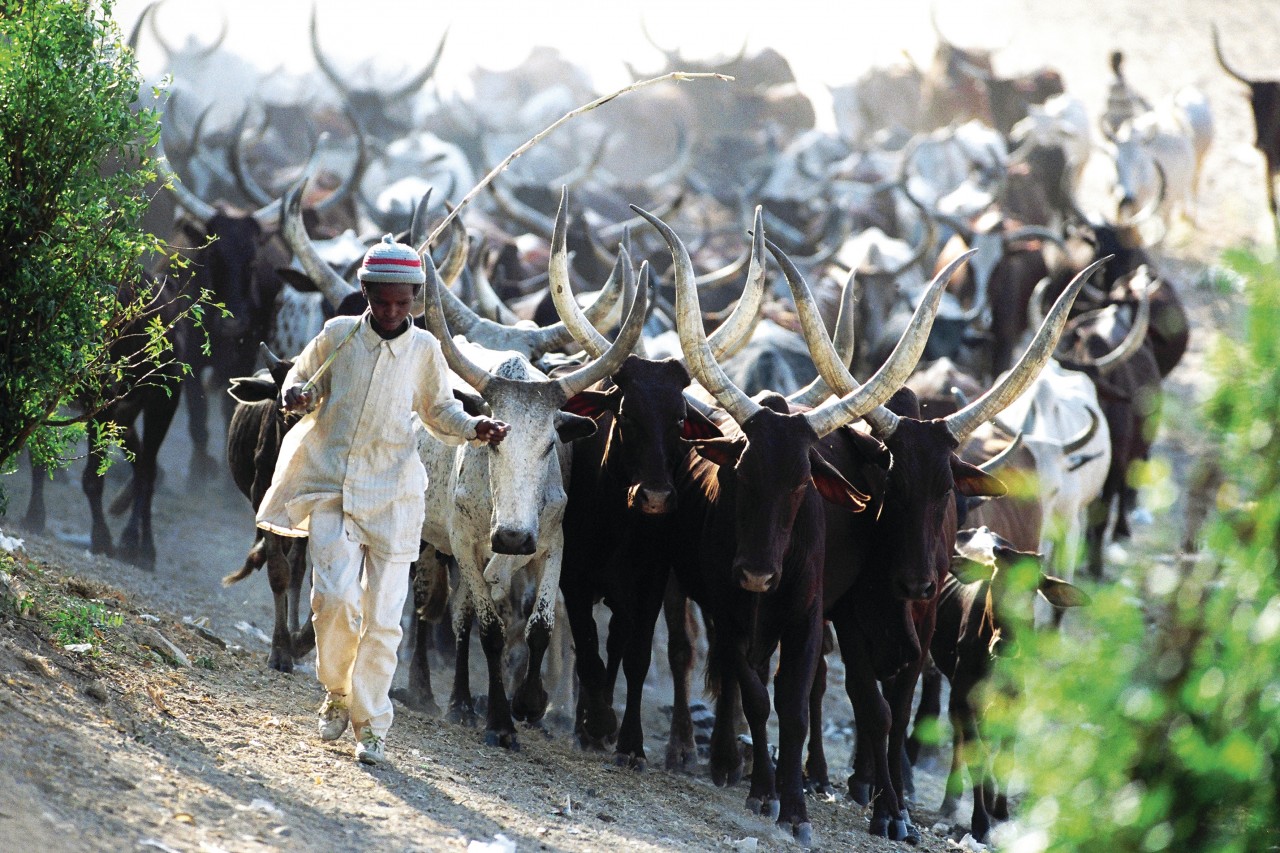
[695,402,868,593]
[564,357,722,516]
[184,210,267,341]
[876,391,1007,601]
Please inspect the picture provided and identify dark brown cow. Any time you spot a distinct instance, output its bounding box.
[774,245,1106,841]
[222,347,313,672]
[22,275,186,570]
[1213,25,1280,236]
[634,206,949,844]
[926,527,1088,843]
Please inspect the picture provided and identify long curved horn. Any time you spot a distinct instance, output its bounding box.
[868,180,939,277]
[945,256,1111,440]
[1117,158,1166,228]
[488,178,555,239]
[1004,225,1069,257]
[1069,270,1152,375]
[310,5,355,101]
[635,206,762,425]
[230,108,277,208]
[554,273,650,398]
[150,1,226,61]
[279,177,358,309]
[787,265,861,406]
[550,190,638,358]
[311,108,367,215]
[422,253,495,394]
[706,206,769,360]
[153,126,217,224]
[127,1,158,54]
[258,341,285,372]
[979,431,1024,473]
[1061,408,1100,454]
[799,248,977,439]
[1211,24,1253,85]
[383,28,449,101]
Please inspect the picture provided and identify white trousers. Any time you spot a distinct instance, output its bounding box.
[308,505,410,738]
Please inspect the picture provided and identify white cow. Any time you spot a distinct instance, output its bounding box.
[1109,87,1213,229]
[417,254,646,750]
[993,359,1111,626]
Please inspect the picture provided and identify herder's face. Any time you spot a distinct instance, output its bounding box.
[364,282,417,332]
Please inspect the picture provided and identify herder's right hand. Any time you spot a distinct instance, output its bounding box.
[282,386,313,413]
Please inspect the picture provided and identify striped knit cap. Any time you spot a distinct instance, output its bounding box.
[358,234,425,285]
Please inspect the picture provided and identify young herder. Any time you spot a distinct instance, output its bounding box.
[256,236,509,765]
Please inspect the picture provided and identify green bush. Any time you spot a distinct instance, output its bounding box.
[987,250,1280,852]
[0,0,211,496]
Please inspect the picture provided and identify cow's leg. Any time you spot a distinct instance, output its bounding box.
[708,636,745,788]
[884,608,934,845]
[564,581,613,750]
[184,368,217,485]
[447,590,478,727]
[950,677,992,844]
[739,650,778,819]
[288,537,315,657]
[1084,495,1110,580]
[83,418,114,558]
[24,454,47,533]
[614,563,668,771]
[263,532,297,673]
[908,655,943,767]
[804,625,835,798]
[513,553,560,725]
[832,614,900,837]
[773,612,821,844]
[463,550,518,750]
[663,581,698,772]
[392,550,449,716]
[119,387,178,570]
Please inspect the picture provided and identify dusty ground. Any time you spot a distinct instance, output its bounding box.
[0,1,1273,850]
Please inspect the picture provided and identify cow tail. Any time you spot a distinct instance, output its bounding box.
[222,537,267,586]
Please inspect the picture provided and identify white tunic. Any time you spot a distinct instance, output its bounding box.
[256,315,481,561]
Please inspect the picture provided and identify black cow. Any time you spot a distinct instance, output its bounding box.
[22,274,185,570]
[223,346,313,672]
[772,247,1105,841]
[1214,25,1280,236]
[637,206,948,845]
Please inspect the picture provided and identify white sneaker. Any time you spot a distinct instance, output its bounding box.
[317,693,350,742]
[355,725,386,766]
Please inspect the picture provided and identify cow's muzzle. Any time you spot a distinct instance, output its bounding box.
[897,577,937,601]
[735,562,777,593]
[627,484,677,515]
[490,527,536,556]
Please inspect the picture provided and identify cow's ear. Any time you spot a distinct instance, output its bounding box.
[554,410,598,443]
[227,375,278,404]
[681,406,723,440]
[691,437,745,467]
[1038,575,1091,608]
[562,388,620,420]
[951,555,995,585]
[952,457,1007,498]
[276,267,320,293]
[809,449,870,512]
[453,388,488,418]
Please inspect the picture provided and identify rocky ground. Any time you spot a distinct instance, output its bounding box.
[0,0,1274,850]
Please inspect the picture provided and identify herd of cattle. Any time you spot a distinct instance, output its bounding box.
[22,3,1280,846]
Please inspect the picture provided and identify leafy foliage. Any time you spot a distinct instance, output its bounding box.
[986,251,1280,852]
[0,0,210,491]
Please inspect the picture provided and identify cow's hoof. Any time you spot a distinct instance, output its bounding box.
[484,728,520,752]
[267,649,294,673]
[847,778,871,805]
[869,816,889,838]
[711,762,744,788]
[805,778,837,801]
[790,821,813,847]
[576,730,610,752]
[613,751,646,772]
[511,687,548,724]
[447,703,478,728]
[745,795,779,819]
[889,815,920,845]
[390,688,441,718]
[119,543,156,571]
[664,741,697,773]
